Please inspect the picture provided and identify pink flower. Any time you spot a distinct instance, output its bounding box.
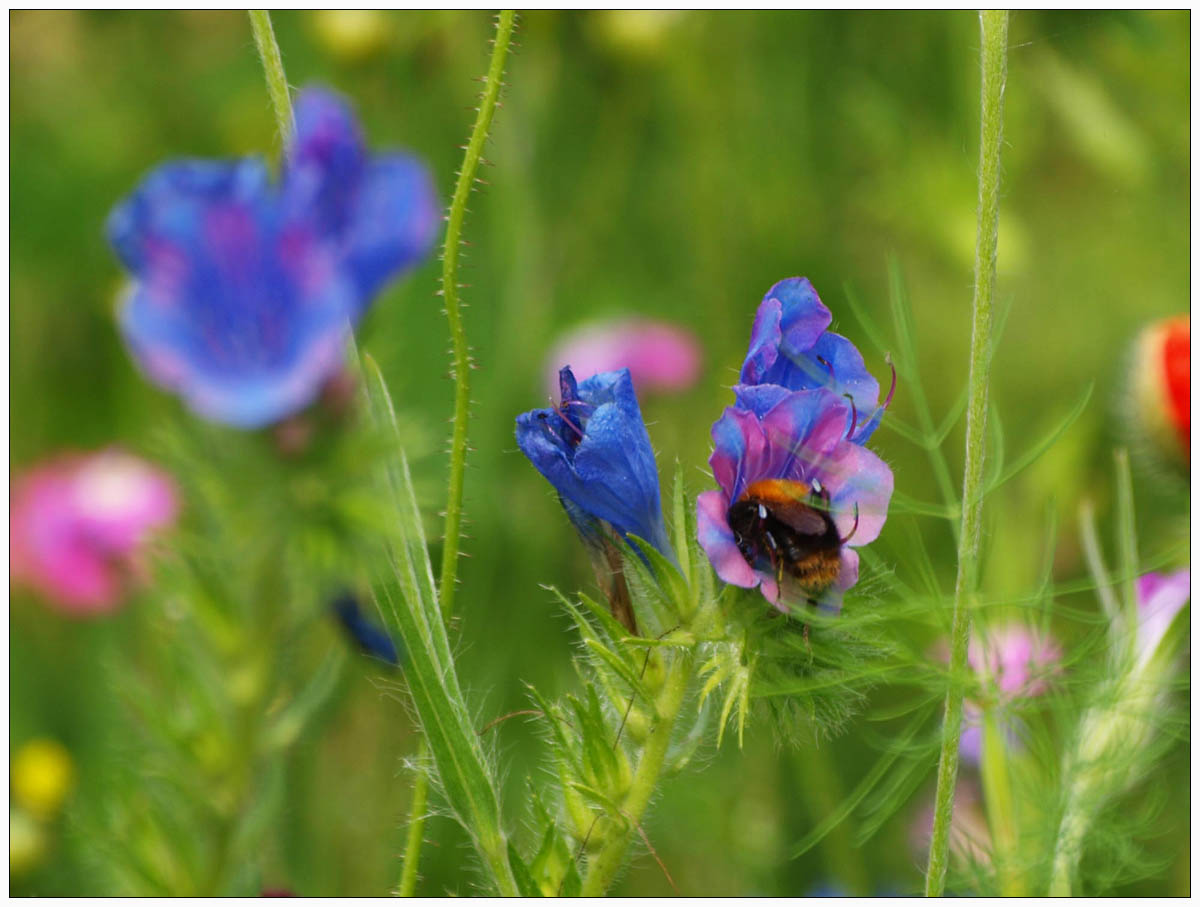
[544,319,701,398]
[1134,567,1189,671]
[968,624,1062,699]
[10,450,179,615]
[931,624,1061,766]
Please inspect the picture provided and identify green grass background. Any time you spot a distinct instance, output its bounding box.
[10,10,1189,895]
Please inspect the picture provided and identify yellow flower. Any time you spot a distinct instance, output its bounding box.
[12,739,74,820]
[308,10,390,62]
[10,808,46,876]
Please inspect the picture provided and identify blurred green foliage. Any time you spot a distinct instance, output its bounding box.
[10,10,1188,895]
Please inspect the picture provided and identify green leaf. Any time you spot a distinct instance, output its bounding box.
[362,357,517,896]
[508,843,542,897]
[1113,448,1140,638]
[841,281,893,359]
[625,532,690,627]
[984,383,1093,495]
[582,638,657,717]
[790,711,923,858]
[889,490,957,521]
[669,460,693,596]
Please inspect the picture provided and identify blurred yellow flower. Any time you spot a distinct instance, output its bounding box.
[12,738,74,820]
[588,10,685,59]
[308,10,391,62]
[10,808,47,876]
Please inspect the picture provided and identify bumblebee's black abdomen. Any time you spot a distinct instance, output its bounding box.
[727,495,841,595]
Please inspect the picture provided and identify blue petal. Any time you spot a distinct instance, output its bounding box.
[740,278,831,384]
[731,383,792,419]
[106,158,271,273]
[516,368,670,558]
[571,399,667,551]
[340,154,439,308]
[283,87,366,237]
[775,277,832,356]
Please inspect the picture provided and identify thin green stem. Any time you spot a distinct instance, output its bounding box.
[979,707,1022,895]
[397,13,516,896]
[396,748,429,897]
[248,11,294,149]
[800,744,872,896]
[437,9,516,620]
[924,9,1009,897]
[580,650,695,896]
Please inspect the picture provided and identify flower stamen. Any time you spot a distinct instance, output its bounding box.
[843,392,859,440]
[839,502,860,545]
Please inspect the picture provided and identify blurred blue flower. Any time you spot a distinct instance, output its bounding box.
[739,277,893,443]
[516,366,670,560]
[332,591,400,667]
[107,87,438,428]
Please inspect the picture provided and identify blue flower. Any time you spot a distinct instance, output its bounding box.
[106,87,438,428]
[739,277,894,443]
[516,366,670,560]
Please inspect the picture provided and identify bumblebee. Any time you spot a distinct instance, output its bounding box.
[727,477,853,602]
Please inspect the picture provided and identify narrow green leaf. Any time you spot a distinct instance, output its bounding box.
[508,843,541,897]
[790,712,923,858]
[670,461,692,594]
[582,638,657,716]
[985,400,1005,490]
[889,490,957,521]
[985,383,1093,495]
[932,384,970,449]
[1114,448,1140,647]
[841,282,893,359]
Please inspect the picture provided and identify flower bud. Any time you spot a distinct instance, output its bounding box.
[1128,315,1189,472]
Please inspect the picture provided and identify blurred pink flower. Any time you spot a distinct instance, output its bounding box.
[10,450,179,615]
[1134,567,1189,671]
[931,624,1060,766]
[544,319,701,398]
[968,623,1061,699]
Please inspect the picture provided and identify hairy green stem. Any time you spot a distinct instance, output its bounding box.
[397,13,516,896]
[395,756,429,897]
[438,9,516,618]
[924,10,1008,897]
[248,11,294,148]
[580,651,695,896]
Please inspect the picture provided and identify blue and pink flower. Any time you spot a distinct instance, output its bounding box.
[107,88,438,428]
[696,384,893,610]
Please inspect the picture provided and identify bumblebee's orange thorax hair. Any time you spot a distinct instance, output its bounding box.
[740,478,812,505]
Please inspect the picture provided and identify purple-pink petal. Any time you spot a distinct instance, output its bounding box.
[820,440,893,545]
[696,489,757,588]
[1135,567,1190,668]
[10,451,179,615]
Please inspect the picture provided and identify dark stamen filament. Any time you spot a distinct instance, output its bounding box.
[843,392,858,439]
[840,502,860,545]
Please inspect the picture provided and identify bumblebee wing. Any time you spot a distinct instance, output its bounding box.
[769,499,830,537]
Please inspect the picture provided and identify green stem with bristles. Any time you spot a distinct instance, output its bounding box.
[248,11,294,149]
[398,12,516,896]
[437,9,515,619]
[924,9,1009,897]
